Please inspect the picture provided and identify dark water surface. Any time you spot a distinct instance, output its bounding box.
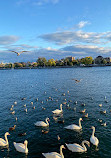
[0,67,111,158]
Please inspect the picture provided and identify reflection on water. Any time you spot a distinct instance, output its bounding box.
[0,67,111,157]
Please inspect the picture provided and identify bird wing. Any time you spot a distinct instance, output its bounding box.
[42,152,61,158]
[66,143,84,152]
[0,138,6,145]
[20,51,29,54]
[11,51,18,54]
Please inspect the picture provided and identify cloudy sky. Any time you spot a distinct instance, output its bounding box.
[1,0,111,62]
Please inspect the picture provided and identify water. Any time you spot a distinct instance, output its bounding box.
[0,67,111,158]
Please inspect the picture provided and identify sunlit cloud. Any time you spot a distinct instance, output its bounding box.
[77,21,90,28]
[39,30,111,45]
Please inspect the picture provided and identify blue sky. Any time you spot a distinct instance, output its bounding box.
[1,0,111,62]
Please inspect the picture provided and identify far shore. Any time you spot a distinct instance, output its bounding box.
[0,64,111,70]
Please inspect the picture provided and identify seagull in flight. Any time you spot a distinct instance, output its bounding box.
[11,50,29,56]
[72,79,82,83]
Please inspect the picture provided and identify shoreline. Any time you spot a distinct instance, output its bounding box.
[0,64,111,70]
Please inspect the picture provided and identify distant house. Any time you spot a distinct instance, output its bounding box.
[66,56,75,62]
[104,57,111,63]
[94,56,104,64]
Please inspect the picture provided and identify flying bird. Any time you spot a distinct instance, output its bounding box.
[11,50,29,56]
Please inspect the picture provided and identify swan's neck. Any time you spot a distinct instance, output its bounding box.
[92,128,95,137]
[60,146,64,158]
[82,142,87,151]
[25,143,28,153]
[60,105,62,111]
[46,119,49,125]
[79,119,82,128]
[5,134,8,145]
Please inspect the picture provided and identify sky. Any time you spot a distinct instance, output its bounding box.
[1,0,111,63]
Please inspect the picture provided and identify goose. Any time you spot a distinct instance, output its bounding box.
[42,145,65,158]
[9,125,16,131]
[66,140,90,152]
[13,140,28,154]
[64,118,83,130]
[90,126,99,146]
[52,104,63,114]
[34,117,50,127]
[11,50,29,56]
[0,132,10,146]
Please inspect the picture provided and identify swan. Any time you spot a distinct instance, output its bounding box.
[34,117,50,127]
[52,104,63,114]
[90,126,99,146]
[66,140,90,152]
[0,132,10,146]
[42,145,65,158]
[13,140,28,154]
[64,118,83,130]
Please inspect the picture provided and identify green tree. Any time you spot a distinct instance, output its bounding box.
[37,57,47,67]
[47,59,56,67]
[84,56,93,65]
[14,62,23,68]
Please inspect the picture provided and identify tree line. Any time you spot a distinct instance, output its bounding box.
[0,56,109,68]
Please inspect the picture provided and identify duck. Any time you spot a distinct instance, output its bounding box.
[84,113,88,118]
[13,140,28,154]
[100,110,106,114]
[11,111,15,115]
[99,104,102,107]
[42,145,65,158]
[18,133,26,136]
[42,130,49,134]
[101,122,106,126]
[52,104,63,114]
[9,125,16,131]
[57,120,64,124]
[57,135,60,140]
[34,117,50,127]
[66,140,90,152]
[79,109,86,113]
[90,126,99,146]
[64,118,83,130]
[0,132,10,146]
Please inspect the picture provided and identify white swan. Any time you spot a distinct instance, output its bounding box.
[13,140,28,154]
[90,126,99,146]
[42,145,65,158]
[34,117,50,127]
[66,140,90,152]
[52,104,63,114]
[64,118,83,130]
[0,132,10,146]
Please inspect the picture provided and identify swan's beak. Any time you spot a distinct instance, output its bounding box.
[48,119,50,121]
[88,143,90,147]
[8,133,10,135]
[63,146,66,149]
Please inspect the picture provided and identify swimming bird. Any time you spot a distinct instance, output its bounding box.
[13,140,28,154]
[42,145,65,158]
[101,122,106,126]
[57,135,60,141]
[90,126,99,146]
[34,117,50,127]
[98,119,102,123]
[99,104,102,107]
[100,110,106,114]
[11,50,29,56]
[14,101,17,105]
[52,104,63,114]
[18,133,26,136]
[64,118,83,130]
[0,132,10,147]
[31,102,33,105]
[11,111,15,115]
[42,130,49,134]
[66,140,90,152]
[42,107,46,110]
[84,113,88,118]
[79,109,86,113]
[9,125,16,131]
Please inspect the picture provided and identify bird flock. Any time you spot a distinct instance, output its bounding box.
[0,84,109,158]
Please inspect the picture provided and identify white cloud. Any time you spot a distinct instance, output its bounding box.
[77,21,90,28]
[0,35,19,45]
[39,30,111,45]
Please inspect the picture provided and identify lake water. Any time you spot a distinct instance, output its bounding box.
[0,67,111,158]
